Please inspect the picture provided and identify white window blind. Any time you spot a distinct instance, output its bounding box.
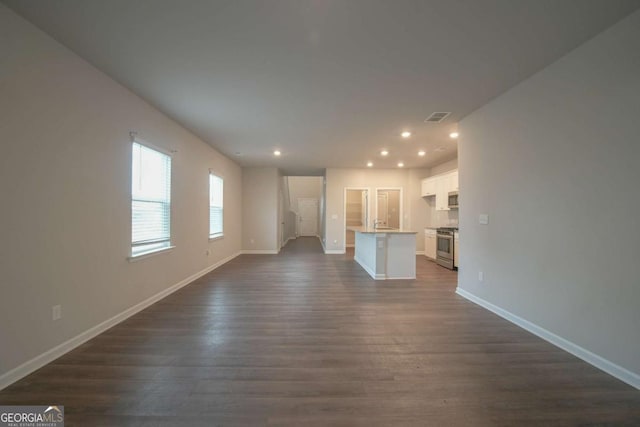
[209,173,223,238]
[131,142,172,256]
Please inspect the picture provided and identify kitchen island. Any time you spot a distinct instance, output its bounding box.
[347,226,418,280]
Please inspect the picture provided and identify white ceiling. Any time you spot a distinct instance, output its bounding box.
[5,0,639,175]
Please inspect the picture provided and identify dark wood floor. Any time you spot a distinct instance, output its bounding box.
[1,237,638,426]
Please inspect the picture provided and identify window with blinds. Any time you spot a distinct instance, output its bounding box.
[209,173,224,238]
[131,142,172,256]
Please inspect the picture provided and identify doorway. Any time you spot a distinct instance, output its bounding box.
[375,188,402,229]
[344,188,369,249]
[298,198,318,236]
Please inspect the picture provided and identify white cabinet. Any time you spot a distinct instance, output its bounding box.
[424,229,437,260]
[422,170,458,210]
[421,177,437,197]
[450,170,459,192]
[435,173,451,211]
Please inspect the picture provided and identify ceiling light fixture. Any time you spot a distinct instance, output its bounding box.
[380,150,389,156]
[401,131,411,138]
[398,162,404,168]
[449,132,459,139]
[418,150,426,156]
[367,162,373,167]
[273,150,281,156]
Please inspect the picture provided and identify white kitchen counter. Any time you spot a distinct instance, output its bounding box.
[347,227,417,280]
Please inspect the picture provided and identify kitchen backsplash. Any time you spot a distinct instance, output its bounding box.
[427,198,459,227]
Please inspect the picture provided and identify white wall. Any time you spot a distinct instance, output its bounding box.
[288,177,323,213]
[325,168,430,252]
[430,158,458,175]
[242,168,279,252]
[458,10,640,383]
[0,5,242,382]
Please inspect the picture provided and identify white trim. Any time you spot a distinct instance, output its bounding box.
[0,251,241,391]
[282,236,296,248]
[318,236,326,252]
[241,249,279,254]
[208,234,224,242]
[415,251,425,255]
[343,187,370,253]
[127,245,175,262]
[131,133,175,157]
[455,287,640,390]
[374,186,404,231]
[324,249,346,254]
[354,255,383,279]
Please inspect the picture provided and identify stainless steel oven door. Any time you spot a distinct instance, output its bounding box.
[436,233,454,269]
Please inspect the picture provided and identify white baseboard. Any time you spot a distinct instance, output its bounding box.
[455,287,640,390]
[281,236,295,248]
[0,251,242,391]
[353,255,381,279]
[324,249,346,254]
[241,250,279,254]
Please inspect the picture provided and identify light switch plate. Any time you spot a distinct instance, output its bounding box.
[479,214,489,225]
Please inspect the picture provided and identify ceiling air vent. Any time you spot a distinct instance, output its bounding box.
[424,112,451,123]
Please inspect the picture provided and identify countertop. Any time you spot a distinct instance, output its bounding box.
[347,226,418,234]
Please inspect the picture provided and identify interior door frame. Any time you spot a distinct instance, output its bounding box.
[343,187,370,252]
[375,187,403,230]
[297,197,319,237]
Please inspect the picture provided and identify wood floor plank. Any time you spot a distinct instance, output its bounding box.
[1,237,638,426]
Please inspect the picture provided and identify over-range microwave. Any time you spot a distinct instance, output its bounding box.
[448,191,459,209]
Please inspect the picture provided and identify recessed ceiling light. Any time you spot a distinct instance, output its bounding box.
[418,150,426,156]
[367,162,373,167]
[398,162,404,168]
[401,131,411,138]
[380,150,389,156]
[273,150,281,156]
[449,132,459,139]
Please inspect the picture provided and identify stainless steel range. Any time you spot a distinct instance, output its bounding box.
[436,227,457,270]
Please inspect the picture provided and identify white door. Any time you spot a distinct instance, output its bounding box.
[377,193,388,226]
[298,198,318,236]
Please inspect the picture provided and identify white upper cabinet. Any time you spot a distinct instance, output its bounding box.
[435,173,451,211]
[421,169,458,210]
[450,170,459,192]
[421,177,437,197]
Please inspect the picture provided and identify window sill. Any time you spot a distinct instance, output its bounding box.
[209,234,224,242]
[128,246,176,262]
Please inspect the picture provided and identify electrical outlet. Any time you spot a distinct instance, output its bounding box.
[250,238,255,244]
[478,271,484,282]
[52,305,62,321]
